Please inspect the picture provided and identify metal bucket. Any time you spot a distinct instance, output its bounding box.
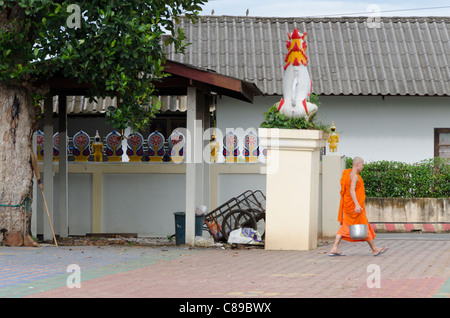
[349,224,367,240]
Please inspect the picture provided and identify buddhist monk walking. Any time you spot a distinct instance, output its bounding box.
[329,157,389,256]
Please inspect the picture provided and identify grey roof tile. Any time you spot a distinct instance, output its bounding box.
[45,95,185,114]
[165,16,450,96]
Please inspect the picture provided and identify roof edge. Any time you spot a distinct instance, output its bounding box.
[190,15,450,23]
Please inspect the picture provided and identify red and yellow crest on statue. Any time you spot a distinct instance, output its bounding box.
[284,29,308,70]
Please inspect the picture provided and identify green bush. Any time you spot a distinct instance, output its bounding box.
[260,94,330,132]
[345,157,450,198]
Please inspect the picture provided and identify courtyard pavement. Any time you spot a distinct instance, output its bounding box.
[0,233,448,304]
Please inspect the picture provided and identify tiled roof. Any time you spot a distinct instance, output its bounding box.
[165,16,450,96]
[48,95,187,114]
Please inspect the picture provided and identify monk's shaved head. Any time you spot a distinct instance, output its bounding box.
[353,156,364,166]
[352,156,365,172]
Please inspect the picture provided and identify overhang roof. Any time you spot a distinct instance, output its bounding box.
[35,59,261,114]
[157,60,261,102]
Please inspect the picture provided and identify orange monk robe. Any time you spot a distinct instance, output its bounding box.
[337,169,376,242]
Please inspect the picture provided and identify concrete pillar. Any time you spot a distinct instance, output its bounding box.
[259,128,326,251]
[58,95,69,237]
[185,87,206,245]
[43,95,54,241]
[321,154,346,238]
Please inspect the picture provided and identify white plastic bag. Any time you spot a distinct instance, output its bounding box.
[195,205,207,215]
[227,228,263,245]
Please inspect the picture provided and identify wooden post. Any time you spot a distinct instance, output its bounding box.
[92,172,102,233]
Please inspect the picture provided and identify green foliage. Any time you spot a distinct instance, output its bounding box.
[260,94,330,132]
[0,0,207,131]
[345,157,450,198]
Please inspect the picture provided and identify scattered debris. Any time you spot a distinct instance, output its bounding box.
[36,234,269,250]
[39,235,178,247]
[194,236,215,247]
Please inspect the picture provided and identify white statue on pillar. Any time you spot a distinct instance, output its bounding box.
[278,29,318,120]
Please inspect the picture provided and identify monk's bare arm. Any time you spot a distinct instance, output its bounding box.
[350,172,362,213]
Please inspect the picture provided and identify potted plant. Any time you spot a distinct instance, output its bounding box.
[260,94,329,133]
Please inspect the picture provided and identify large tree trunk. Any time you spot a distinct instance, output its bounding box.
[0,83,35,243]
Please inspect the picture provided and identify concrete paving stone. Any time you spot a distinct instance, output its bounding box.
[0,246,200,298]
[0,234,448,299]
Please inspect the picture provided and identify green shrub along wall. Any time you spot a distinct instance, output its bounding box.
[345,157,450,198]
